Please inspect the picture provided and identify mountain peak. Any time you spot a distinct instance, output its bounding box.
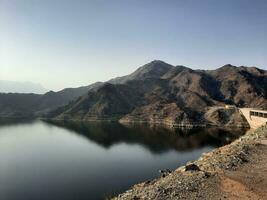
[143,60,173,69]
[149,60,169,65]
[221,64,237,69]
[108,60,174,84]
[133,60,174,76]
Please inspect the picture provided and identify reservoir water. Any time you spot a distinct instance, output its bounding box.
[0,120,245,200]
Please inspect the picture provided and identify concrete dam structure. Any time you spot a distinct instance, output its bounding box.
[239,108,267,129]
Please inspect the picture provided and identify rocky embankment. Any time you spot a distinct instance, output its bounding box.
[112,125,267,200]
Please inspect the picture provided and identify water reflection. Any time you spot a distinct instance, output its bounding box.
[0,119,246,200]
[45,120,246,153]
[0,118,35,127]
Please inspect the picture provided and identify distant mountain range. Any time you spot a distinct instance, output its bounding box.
[0,80,48,94]
[0,60,266,126]
[0,82,103,118]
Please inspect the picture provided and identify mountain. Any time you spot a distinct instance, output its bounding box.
[206,65,267,107]
[0,82,103,118]
[0,80,47,94]
[0,60,266,126]
[37,82,103,113]
[0,93,41,118]
[51,61,267,127]
[108,60,174,84]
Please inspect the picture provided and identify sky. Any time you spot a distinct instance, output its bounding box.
[0,0,267,91]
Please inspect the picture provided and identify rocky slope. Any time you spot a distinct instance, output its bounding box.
[112,125,267,200]
[51,61,267,127]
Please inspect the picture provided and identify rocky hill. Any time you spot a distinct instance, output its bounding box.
[50,61,267,127]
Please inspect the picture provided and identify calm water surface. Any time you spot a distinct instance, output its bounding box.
[0,120,246,200]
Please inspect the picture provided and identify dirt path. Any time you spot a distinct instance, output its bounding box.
[217,140,267,200]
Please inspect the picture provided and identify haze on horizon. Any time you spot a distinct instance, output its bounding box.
[1,0,267,91]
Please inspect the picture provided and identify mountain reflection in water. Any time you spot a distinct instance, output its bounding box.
[0,119,246,200]
[46,120,245,153]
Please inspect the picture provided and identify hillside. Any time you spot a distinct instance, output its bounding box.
[0,60,266,124]
[51,61,267,127]
[0,82,103,118]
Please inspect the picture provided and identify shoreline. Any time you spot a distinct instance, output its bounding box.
[41,117,250,129]
[112,125,267,200]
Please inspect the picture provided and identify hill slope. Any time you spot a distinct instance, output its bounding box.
[0,82,103,118]
[51,61,267,126]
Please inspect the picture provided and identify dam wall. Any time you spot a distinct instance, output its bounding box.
[239,108,267,129]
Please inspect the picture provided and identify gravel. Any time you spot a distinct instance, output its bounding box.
[112,125,267,200]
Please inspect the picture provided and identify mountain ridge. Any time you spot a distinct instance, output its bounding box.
[49,60,267,127]
[108,60,174,84]
[0,82,103,118]
[0,60,266,126]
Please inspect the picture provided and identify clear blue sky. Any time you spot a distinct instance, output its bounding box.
[1,0,267,91]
